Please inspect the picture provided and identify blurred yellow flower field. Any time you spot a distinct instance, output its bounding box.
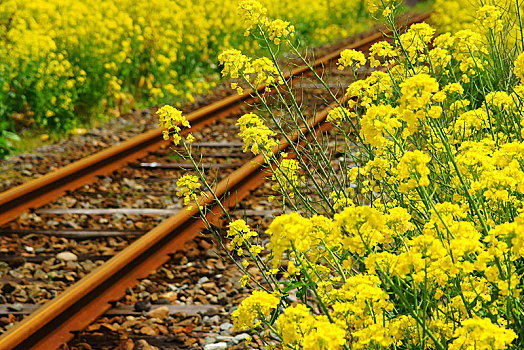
[0,0,372,158]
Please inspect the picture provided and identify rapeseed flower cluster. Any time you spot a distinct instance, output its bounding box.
[231,290,279,330]
[337,49,367,70]
[270,158,302,199]
[218,50,283,93]
[175,174,201,206]
[236,113,278,155]
[156,105,190,146]
[326,107,353,125]
[227,219,258,256]
[173,1,524,349]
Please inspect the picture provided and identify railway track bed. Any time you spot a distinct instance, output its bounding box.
[0,13,429,350]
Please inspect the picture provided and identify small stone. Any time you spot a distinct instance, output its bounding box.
[220,322,233,331]
[56,252,78,262]
[233,333,250,343]
[8,303,23,312]
[156,324,168,335]
[205,249,220,258]
[215,261,225,270]
[24,246,34,254]
[203,337,217,346]
[199,240,213,250]
[202,282,217,291]
[134,300,151,312]
[216,336,234,342]
[8,270,23,279]
[198,277,209,285]
[135,339,158,350]
[186,338,197,346]
[138,291,150,299]
[146,306,169,319]
[204,343,227,350]
[204,308,220,317]
[140,326,157,336]
[65,261,78,270]
[220,322,234,335]
[217,292,227,305]
[34,269,47,280]
[204,315,220,325]
[160,291,177,303]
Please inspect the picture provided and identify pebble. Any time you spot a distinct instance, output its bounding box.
[206,249,220,258]
[204,315,220,325]
[217,292,227,305]
[204,307,220,316]
[138,291,150,299]
[134,300,152,312]
[220,322,234,332]
[199,240,213,250]
[202,282,217,291]
[198,276,209,285]
[234,333,250,342]
[204,343,227,350]
[34,269,47,280]
[216,336,234,342]
[146,306,169,319]
[160,291,177,303]
[139,325,157,336]
[135,339,158,350]
[56,252,78,262]
[9,270,23,279]
[203,337,217,346]
[8,303,23,312]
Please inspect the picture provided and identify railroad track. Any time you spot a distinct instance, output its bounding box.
[0,13,429,350]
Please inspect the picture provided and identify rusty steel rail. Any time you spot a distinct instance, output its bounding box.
[0,12,429,227]
[0,13,430,350]
[0,95,251,227]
